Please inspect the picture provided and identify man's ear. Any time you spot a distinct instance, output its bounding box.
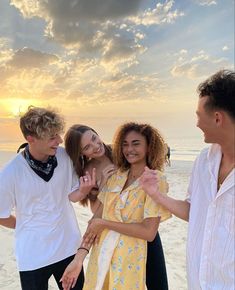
[26,135,35,143]
[214,111,223,125]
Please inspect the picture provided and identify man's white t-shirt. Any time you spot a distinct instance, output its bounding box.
[0,147,82,271]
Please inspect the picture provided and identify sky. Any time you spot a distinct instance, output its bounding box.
[0,0,234,147]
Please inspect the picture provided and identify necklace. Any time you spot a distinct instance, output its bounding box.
[123,169,144,190]
[128,170,143,182]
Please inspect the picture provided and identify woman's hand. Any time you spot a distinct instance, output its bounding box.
[79,168,97,199]
[83,218,106,245]
[60,256,83,290]
[69,168,97,202]
[99,165,116,189]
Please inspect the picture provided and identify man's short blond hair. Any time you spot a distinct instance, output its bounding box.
[20,106,65,139]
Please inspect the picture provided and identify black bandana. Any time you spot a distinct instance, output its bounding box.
[24,145,58,182]
[17,142,28,153]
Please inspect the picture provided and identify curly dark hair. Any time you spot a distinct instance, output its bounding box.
[64,124,112,206]
[197,69,235,120]
[112,122,165,172]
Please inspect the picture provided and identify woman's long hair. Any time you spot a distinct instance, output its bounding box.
[64,124,112,206]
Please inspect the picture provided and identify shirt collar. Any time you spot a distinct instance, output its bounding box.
[207,144,222,181]
[207,143,234,196]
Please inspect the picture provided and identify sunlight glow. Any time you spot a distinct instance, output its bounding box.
[4,98,41,117]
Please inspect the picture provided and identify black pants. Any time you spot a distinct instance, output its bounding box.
[146,232,168,290]
[19,255,84,290]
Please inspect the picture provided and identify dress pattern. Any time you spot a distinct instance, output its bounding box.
[83,169,171,290]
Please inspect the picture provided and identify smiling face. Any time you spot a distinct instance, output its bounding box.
[196,96,218,143]
[122,130,148,166]
[80,130,105,159]
[28,132,63,161]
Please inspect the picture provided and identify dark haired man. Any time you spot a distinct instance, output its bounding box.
[141,70,235,290]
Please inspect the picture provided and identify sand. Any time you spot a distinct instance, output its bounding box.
[0,152,191,289]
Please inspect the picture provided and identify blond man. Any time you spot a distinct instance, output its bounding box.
[0,107,84,290]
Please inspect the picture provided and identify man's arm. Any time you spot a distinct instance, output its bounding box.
[0,215,16,229]
[140,167,190,222]
[153,194,190,222]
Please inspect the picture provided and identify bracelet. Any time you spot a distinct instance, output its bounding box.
[77,247,89,254]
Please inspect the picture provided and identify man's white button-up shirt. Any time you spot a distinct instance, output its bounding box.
[187,144,234,290]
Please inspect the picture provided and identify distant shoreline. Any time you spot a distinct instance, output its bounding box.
[0,135,206,163]
[0,150,194,173]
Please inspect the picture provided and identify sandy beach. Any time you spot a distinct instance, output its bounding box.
[0,151,192,290]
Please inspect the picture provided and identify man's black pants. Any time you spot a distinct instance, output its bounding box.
[19,255,84,290]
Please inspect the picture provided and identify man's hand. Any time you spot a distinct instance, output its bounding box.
[140,167,163,202]
[141,167,190,221]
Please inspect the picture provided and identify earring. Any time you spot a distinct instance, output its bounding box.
[80,155,84,168]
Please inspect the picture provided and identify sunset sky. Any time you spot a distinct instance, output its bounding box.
[0,0,234,147]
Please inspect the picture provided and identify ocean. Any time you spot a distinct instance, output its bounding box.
[0,136,207,170]
[167,136,207,161]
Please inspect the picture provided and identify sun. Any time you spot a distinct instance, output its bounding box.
[4,98,41,118]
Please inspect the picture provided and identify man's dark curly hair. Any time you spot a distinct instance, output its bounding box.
[197,69,235,120]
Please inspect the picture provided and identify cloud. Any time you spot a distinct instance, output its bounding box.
[128,0,184,26]
[11,0,142,20]
[0,42,165,104]
[179,49,188,54]
[100,26,146,66]
[94,72,166,102]
[1,69,56,99]
[0,37,13,65]
[195,0,217,6]
[10,0,143,48]
[7,47,58,68]
[222,45,229,51]
[171,50,231,79]
[0,47,61,99]
[10,0,183,71]
[9,0,42,18]
[2,1,185,104]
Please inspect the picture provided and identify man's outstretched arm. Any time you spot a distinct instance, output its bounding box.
[151,194,190,221]
[140,167,190,222]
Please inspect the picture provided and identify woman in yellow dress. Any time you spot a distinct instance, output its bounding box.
[61,122,171,290]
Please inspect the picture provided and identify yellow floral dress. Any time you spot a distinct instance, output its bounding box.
[83,170,171,290]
